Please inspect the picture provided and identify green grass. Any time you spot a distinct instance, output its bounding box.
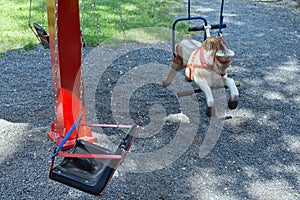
[0,0,190,52]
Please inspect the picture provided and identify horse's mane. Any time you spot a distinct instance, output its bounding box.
[201,37,226,57]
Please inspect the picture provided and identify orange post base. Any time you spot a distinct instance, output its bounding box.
[47,124,97,150]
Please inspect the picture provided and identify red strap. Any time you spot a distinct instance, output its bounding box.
[186,46,229,78]
[175,39,200,64]
[184,39,232,79]
[186,47,212,69]
[185,48,202,80]
[216,56,232,64]
[217,71,227,77]
[57,153,123,159]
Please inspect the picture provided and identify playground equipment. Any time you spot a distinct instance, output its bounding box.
[164,37,239,117]
[49,115,142,197]
[172,0,227,55]
[44,0,97,149]
[38,0,142,197]
[166,0,240,116]
[28,0,85,49]
[36,0,237,197]
[28,0,50,48]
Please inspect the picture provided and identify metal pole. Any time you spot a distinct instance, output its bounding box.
[46,0,96,149]
[218,0,225,35]
[188,0,191,19]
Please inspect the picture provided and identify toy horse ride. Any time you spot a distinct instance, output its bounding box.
[163,36,239,117]
[163,0,239,117]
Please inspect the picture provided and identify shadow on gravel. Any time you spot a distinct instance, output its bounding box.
[182,1,300,199]
[0,48,54,127]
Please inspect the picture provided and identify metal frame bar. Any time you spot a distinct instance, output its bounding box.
[46,0,96,150]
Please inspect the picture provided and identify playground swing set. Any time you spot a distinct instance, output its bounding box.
[28,0,49,48]
[29,0,231,198]
[28,0,85,49]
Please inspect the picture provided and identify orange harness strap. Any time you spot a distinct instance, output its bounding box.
[174,39,200,64]
[185,48,202,80]
[186,46,228,80]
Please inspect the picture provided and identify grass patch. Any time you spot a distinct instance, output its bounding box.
[0,0,191,52]
[0,0,42,52]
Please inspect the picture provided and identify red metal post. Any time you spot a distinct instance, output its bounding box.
[46,0,96,149]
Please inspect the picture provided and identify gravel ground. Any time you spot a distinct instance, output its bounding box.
[0,0,299,199]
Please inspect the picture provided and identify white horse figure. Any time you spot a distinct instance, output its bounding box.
[163,36,239,117]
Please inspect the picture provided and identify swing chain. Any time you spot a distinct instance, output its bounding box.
[218,0,225,35]
[79,0,86,118]
[79,52,84,117]
[28,0,47,27]
[28,0,32,25]
[53,0,60,144]
[42,0,45,27]
[117,0,126,40]
[81,0,86,47]
[91,0,125,44]
[92,0,101,44]
[81,0,85,30]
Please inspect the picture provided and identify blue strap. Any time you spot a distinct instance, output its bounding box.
[218,0,225,35]
[51,114,83,159]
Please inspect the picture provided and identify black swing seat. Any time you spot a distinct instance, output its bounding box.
[31,23,86,49]
[50,124,138,195]
[33,23,50,49]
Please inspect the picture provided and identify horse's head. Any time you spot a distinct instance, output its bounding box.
[202,37,234,64]
[202,37,219,55]
[201,36,235,71]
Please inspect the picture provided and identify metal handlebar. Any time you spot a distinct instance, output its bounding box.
[188,24,227,32]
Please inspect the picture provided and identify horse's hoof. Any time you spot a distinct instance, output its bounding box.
[162,81,170,87]
[206,107,215,117]
[185,77,192,82]
[228,99,238,109]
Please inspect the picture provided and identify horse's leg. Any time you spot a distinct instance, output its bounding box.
[162,67,178,87]
[223,76,239,109]
[162,59,183,87]
[194,76,215,117]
